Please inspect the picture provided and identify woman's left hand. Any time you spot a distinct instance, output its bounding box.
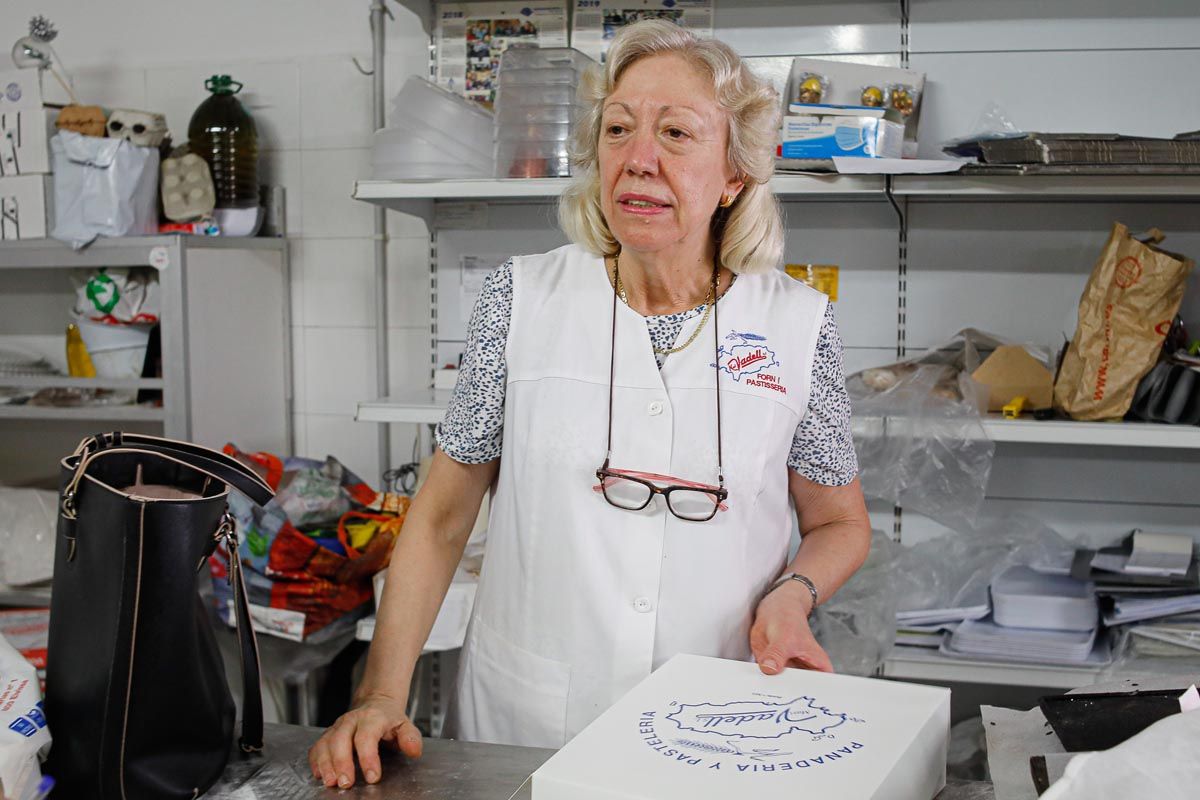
[749,581,834,675]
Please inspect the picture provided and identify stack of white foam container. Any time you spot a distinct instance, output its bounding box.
[372,77,494,180]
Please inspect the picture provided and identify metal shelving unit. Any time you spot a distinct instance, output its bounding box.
[357,388,453,425]
[0,235,293,480]
[351,1,1200,693]
[881,646,1106,690]
[354,172,1200,210]
[358,390,1200,449]
[355,173,886,208]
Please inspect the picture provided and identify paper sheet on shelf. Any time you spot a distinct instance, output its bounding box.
[570,0,713,63]
[460,253,511,312]
[833,157,967,174]
[435,0,569,104]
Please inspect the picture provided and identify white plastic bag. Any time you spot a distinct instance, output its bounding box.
[0,489,56,587]
[0,634,50,800]
[73,267,161,325]
[50,130,159,249]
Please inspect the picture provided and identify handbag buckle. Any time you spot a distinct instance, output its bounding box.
[61,490,77,521]
[61,490,79,562]
[197,511,238,573]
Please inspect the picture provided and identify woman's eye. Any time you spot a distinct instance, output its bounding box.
[665,127,688,140]
[606,124,626,136]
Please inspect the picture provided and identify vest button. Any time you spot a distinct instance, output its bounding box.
[647,401,664,416]
[633,596,653,613]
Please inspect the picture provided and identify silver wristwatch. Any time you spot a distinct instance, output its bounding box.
[769,572,819,618]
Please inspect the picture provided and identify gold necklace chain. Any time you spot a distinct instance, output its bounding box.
[612,253,718,356]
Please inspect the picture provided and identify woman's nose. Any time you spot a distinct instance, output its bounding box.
[624,129,660,176]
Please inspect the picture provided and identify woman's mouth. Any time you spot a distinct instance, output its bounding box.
[618,194,671,215]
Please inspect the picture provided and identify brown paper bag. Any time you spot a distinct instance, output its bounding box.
[1054,223,1194,420]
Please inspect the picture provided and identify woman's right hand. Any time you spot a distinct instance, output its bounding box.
[307,692,423,788]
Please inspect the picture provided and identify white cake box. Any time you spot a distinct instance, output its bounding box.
[0,69,55,176]
[532,654,950,800]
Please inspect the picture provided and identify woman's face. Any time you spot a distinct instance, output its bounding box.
[598,53,744,259]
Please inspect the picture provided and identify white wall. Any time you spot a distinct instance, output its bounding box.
[7,0,433,482]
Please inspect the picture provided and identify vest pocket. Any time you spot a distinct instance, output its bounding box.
[460,617,571,748]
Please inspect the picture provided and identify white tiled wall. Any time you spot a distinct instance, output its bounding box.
[12,0,431,482]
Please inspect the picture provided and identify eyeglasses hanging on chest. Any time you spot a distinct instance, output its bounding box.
[593,255,729,522]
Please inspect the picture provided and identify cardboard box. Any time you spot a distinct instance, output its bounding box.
[781,105,904,160]
[0,174,53,239]
[972,345,1055,412]
[0,69,54,175]
[532,654,950,800]
[787,58,925,158]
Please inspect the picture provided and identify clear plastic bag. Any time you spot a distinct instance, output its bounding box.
[816,515,1078,675]
[1102,622,1200,680]
[813,530,899,676]
[848,329,1005,531]
[892,514,1077,615]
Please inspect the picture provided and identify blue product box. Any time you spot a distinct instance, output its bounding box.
[780,104,905,159]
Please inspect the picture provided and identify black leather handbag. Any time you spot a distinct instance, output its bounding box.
[45,432,273,799]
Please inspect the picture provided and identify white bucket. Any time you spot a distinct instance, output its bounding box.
[74,316,152,379]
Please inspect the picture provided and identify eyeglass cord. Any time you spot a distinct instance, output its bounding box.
[604,253,725,488]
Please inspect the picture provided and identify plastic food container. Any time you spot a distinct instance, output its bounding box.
[499,67,588,87]
[499,46,596,73]
[496,85,580,107]
[991,565,1098,632]
[494,139,571,178]
[495,103,586,126]
[387,76,493,159]
[494,122,573,142]
[372,129,492,180]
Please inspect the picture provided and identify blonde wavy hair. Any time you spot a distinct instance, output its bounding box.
[558,20,782,275]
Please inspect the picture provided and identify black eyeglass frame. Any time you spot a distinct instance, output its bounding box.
[595,253,727,523]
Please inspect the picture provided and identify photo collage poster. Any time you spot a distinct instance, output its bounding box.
[435,1,570,105]
[571,0,713,63]
[434,0,713,106]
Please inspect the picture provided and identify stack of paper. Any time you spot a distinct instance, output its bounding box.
[1074,532,1200,592]
[1103,594,1200,625]
[895,624,955,648]
[1127,617,1200,656]
[895,579,990,628]
[943,617,1106,665]
[1092,530,1194,577]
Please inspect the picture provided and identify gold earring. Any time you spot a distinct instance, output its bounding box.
[719,194,734,208]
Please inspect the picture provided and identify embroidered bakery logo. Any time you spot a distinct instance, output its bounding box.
[636,694,865,774]
[714,331,787,395]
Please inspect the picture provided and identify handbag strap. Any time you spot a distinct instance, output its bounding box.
[217,512,264,753]
[71,432,273,506]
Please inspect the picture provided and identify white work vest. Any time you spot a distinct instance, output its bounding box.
[450,243,828,748]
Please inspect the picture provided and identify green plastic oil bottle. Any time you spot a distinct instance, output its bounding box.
[187,75,259,209]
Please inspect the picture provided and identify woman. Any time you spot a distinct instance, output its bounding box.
[309,20,870,789]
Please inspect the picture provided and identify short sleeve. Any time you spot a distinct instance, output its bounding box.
[787,303,859,486]
[434,260,513,464]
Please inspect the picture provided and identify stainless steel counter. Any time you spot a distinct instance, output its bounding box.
[207,723,994,799]
[207,724,549,799]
